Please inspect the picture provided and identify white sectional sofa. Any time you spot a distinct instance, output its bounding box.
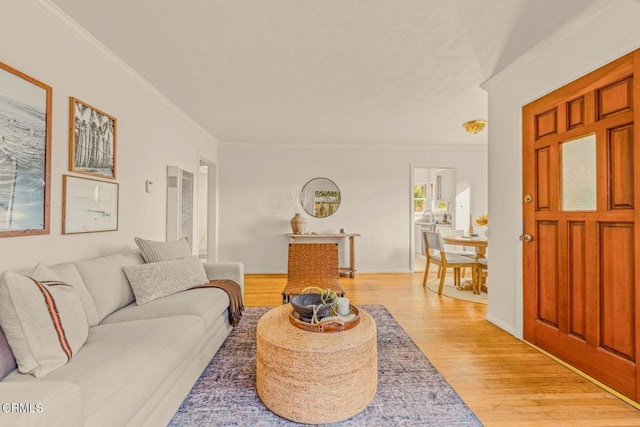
[0,248,244,427]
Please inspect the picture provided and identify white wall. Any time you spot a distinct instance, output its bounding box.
[218,143,487,273]
[482,0,640,337]
[0,0,217,271]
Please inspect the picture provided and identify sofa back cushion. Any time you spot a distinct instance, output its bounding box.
[134,237,192,263]
[74,250,144,322]
[35,262,100,327]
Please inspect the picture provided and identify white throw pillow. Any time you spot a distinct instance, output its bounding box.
[123,256,208,305]
[0,267,89,377]
[134,237,191,263]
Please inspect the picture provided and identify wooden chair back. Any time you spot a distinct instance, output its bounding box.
[282,243,344,303]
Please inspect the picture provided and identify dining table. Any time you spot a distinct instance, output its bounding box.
[442,235,488,292]
[442,235,488,259]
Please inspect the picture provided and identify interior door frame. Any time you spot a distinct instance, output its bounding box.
[409,163,457,273]
[198,155,218,262]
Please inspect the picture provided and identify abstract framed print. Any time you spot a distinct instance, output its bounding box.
[0,62,52,238]
[62,175,118,234]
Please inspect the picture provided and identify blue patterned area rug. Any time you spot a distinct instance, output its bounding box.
[169,305,482,426]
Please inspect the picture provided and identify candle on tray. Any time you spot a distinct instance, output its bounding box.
[337,297,350,316]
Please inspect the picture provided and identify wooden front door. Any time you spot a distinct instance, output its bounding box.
[523,49,640,401]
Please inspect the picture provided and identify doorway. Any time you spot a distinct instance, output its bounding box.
[410,166,457,272]
[198,158,217,262]
[522,49,640,402]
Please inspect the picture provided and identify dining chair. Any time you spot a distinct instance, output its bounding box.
[422,230,463,285]
[443,229,476,279]
[281,243,345,304]
[475,257,488,294]
[422,231,477,295]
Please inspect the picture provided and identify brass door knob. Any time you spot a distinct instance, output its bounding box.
[519,234,533,243]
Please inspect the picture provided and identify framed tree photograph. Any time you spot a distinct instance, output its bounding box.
[62,175,119,234]
[69,97,117,179]
[0,61,52,238]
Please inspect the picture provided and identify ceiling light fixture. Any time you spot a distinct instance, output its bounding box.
[462,119,487,134]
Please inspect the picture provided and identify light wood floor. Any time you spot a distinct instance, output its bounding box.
[244,273,640,426]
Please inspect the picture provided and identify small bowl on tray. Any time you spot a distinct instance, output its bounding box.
[290,293,336,322]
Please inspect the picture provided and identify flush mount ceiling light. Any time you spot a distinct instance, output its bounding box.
[462,119,487,134]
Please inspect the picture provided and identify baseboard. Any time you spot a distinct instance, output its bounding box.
[245,269,413,275]
[359,269,413,274]
[485,313,516,336]
[246,269,286,275]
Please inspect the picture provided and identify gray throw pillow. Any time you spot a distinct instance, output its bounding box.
[123,256,208,305]
[134,237,192,263]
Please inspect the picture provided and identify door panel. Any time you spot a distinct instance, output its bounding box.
[537,221,560,327]
[523,49,640,402]
[568,96,586,129]
[599,223,635,361]
[597,76,633,120]
[536,108,558,139]
[536,148,552,211]
[568,221,587,340]
[608,124,634,209]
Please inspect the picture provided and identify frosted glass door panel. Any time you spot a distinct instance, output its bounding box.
[562,134,596,211]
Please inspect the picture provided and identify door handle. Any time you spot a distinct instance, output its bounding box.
[519,234,532,243]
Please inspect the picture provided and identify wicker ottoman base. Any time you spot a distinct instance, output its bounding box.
[256,304,377,424]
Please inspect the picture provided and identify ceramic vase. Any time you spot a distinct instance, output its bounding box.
[290,213,306,234]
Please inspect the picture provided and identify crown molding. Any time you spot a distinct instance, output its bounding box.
[28,0,217,143]
[218,140,487,152]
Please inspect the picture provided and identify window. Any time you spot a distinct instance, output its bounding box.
[561,134,596,211]
[414,184,426,212]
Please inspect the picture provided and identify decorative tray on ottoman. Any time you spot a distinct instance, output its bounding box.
[289,305,360,333]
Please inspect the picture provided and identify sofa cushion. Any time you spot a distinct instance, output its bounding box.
[74,250,144,322]
[101,287,230,329]
[134,237,191,263]
[0,270,89,377]
[34,262,100,327]
[123,256,208,305]
[5,315,205,427]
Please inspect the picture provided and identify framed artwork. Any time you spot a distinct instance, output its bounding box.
[0,61,52,238]
[69,97,117,179]
[62,175,119,234]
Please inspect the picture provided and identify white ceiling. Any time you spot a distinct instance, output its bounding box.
[50,0,606,146]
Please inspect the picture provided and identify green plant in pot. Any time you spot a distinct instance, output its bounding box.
[290,287,339,323]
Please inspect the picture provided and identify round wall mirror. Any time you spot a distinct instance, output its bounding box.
[301,178,341,218]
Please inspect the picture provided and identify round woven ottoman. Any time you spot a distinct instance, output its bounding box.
[256,304,377,424]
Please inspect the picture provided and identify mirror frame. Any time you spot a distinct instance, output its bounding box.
[301,177,341,218]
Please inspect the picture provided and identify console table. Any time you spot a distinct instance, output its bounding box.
[285,233,361,277]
